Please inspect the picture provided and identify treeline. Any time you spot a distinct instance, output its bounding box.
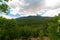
[0,14,60,40]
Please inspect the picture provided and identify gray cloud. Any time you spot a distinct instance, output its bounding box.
[21,0,45,12]
[8,0,60,16]
[8,0,45,14]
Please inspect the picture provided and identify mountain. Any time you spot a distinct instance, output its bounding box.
[16,16,53,26]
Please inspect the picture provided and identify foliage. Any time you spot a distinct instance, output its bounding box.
[0,0,8,13]
[0,15,60,40]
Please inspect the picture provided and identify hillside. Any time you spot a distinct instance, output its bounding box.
[16,16,53,26]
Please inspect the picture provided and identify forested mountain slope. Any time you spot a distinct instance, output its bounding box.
[16,16,53,26]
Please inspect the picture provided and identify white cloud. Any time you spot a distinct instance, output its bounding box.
[0,15,13,19]
[7,0,60,17]
[45,0,60,9]
[42,8,60,17]
[0,12,17,19]
[10,8,20,15]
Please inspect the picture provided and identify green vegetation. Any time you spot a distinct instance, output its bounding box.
[0,0,60,40]
[0,0,8,13]
[0,14,60,40]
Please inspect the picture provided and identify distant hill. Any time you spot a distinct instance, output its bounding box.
[16,16,54,26]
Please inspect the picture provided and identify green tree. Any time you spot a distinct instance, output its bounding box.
[0,17,8,40]
[55,14,60,40]
[48,23,58,40]
[5,19,19,40]
[0,0,9,13]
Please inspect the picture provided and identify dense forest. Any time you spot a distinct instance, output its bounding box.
[0,14,60,40]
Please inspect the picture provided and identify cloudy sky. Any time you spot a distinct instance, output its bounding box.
[0,0,60,19]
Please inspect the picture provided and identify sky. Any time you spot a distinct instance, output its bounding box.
[0,0,60,19]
